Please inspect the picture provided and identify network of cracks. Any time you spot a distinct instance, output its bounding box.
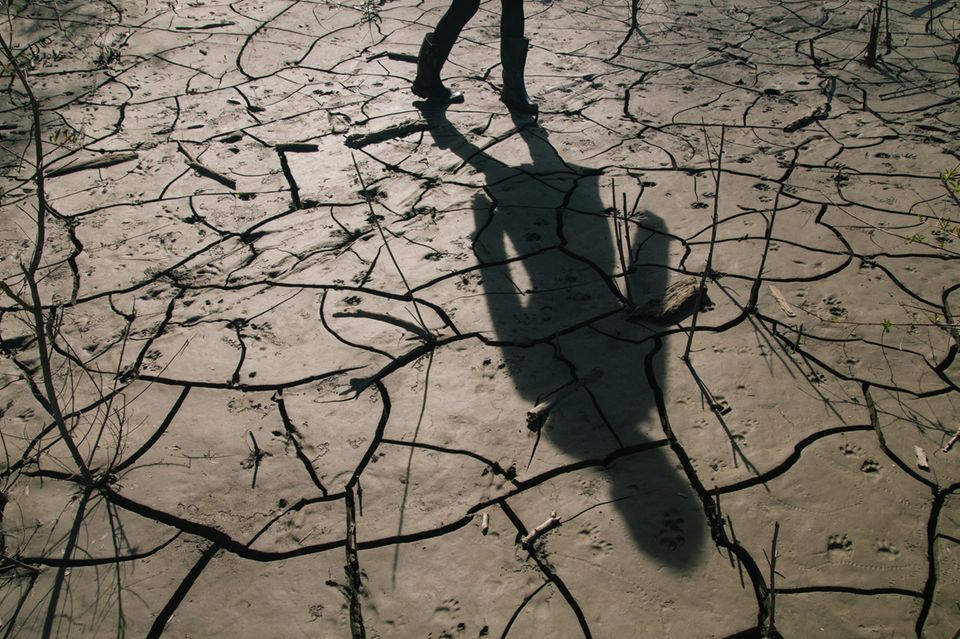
[0,0,958,636]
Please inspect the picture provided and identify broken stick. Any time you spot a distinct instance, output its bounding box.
[526,368,603,430]
[177,141,236,189]
[521,511,561,547]
[768,285,796,318]
[628,276,703,323]
[942,429,960,453]
[46,152,139,177]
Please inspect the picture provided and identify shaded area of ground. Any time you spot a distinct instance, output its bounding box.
[0,0,959,636]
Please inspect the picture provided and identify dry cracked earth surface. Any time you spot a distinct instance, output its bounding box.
[1,0,959,636]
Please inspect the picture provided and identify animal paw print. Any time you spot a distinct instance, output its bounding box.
[436,598,460,614]
[839,442,862,456]
[430,599,466,639]
[875,539,900,560]
[307,603,324,621]
[860,459,881,474]
[577,523,614,557]
[656,509,686,551]
[578,478,602,498]
[827,534,853,557]
[707,458,727,472]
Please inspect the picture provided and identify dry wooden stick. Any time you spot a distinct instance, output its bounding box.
[942,429,960,453]
[177,141,236,189]
[765,521,780,638]
[628,276,702,323]
[0,553,41,573]
[0,32,92,486]
[768,284,796,318]
[526,368,603,429]
[521,511,561,547]
[914,445,930,471]
[621,191,633,303]
[611,179,629,301]
[275,142,319,153]
[46,152,139,177]
[345,121,430,149]
[344,487,366,639]
[350,152,429,334]
[683,124,725,361]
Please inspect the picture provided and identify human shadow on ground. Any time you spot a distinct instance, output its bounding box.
[423,108,706,570]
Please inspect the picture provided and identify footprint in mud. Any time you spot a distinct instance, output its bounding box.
[429,599,466,639]
[839,442,863,456]
[875,539,900,560]
[827,534,853,558]
[307,603,325,622]
[577,478,604,498]
[656,509,686,551]
[707,457,728,472]
[860,459,881,474]
[577,522,615,558]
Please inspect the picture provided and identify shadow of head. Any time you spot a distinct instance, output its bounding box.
[424,109,707,570]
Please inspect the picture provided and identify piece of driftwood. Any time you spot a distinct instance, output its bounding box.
[526,368,603,430]
[177,141,236,189]
[943,429,960,453]
[175,20,236,30]
[46,152,139,177]
[367,51,418,63]
[275,142,319,153]
[768,285,796,318]
[783,104,830,132]
[521,511,560,547]
[914,445,930,471]
[481,512,489,536]
[345,121,430,149]
[628,276,702,323]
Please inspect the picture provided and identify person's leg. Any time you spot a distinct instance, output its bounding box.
[413,0,480,102]
[435,0,481,46]
[500,0,524,39]
[499,0,537,113]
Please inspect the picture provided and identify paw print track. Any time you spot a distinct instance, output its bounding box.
[860,459,881,474]
[827,534,853,558]
[875,539,900,560]
[577,522,615,558]
[656,510,686,551]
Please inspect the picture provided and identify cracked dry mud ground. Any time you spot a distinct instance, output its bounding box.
[1,0,959,636]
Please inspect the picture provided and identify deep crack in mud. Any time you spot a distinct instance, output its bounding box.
[0,0,958,636]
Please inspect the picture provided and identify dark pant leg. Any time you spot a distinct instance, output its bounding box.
[434,0,482,47]
[500,0,524,39]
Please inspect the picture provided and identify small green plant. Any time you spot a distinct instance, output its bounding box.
[943,165,960,196]
[48,126,82,147]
